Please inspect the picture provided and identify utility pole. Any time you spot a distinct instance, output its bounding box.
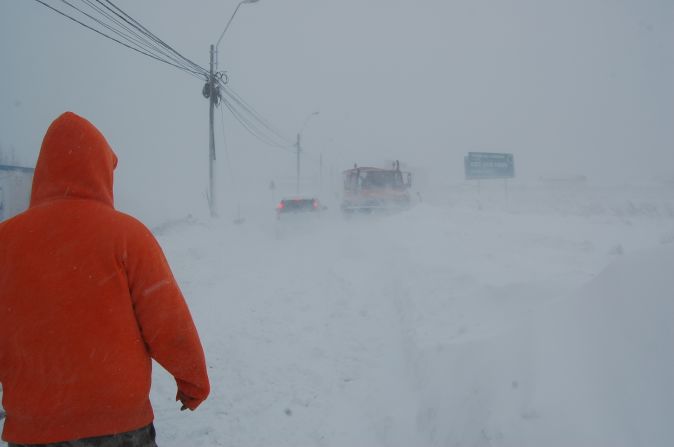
[319,153,323,193]
[208,44,217,217]
[295,110,318,195]
[296,133,301,194]
[204,0,258,218]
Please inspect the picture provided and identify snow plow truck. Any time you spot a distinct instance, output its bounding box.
[341,161,412,215]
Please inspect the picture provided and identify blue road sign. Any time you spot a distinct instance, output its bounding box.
[464,152,515,179]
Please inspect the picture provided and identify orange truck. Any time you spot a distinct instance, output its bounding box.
[341,161,412,215]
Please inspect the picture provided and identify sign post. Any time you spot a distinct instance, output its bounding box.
[464,152,515,204]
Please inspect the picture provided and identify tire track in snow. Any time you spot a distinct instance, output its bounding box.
[320,222,426,447]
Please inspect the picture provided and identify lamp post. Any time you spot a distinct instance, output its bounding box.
[215,0,260,67]
[296,111,319,194]
[204,0,259,218]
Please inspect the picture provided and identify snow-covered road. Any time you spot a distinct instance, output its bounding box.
[147,182,673,446]
[2,182,672,446]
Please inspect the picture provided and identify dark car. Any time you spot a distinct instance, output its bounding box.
[276,197,322,219]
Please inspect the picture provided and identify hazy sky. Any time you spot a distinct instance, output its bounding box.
[1,0,672,222]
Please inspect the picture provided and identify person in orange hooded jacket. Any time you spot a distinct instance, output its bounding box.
[0,112,210,446]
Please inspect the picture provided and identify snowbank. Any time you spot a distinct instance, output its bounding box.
[527,246,674,447]
[407,245,674,447]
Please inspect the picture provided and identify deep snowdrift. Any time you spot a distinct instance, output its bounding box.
[526,246,674,447]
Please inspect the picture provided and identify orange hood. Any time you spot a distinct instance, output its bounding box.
[30,112,118,208]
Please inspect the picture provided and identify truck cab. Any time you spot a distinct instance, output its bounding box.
[341,161,412,215]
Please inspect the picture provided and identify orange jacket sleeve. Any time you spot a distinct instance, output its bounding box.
[122,220,210,410]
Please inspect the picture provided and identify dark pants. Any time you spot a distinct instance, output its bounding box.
[8,424,157,447]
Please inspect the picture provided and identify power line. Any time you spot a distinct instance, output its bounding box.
[83,0,208,77]
[60,0,175,63]
[216,79,294,148]
[32,0,207,79]
[221,95,295,152]
[100,0,207,77]
[220,84,295,147]
[224,101,294,151]
[81,0,203,75]
[216,81,325,164]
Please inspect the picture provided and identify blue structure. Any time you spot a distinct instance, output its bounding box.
[464,152,515,180]
[0,164,35,221]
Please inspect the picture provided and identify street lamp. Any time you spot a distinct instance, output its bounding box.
[204,0,259,218]
[215,0,260,69]
[296,111,319,194]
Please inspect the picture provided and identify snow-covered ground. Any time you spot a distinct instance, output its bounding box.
[2,180,674,446]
